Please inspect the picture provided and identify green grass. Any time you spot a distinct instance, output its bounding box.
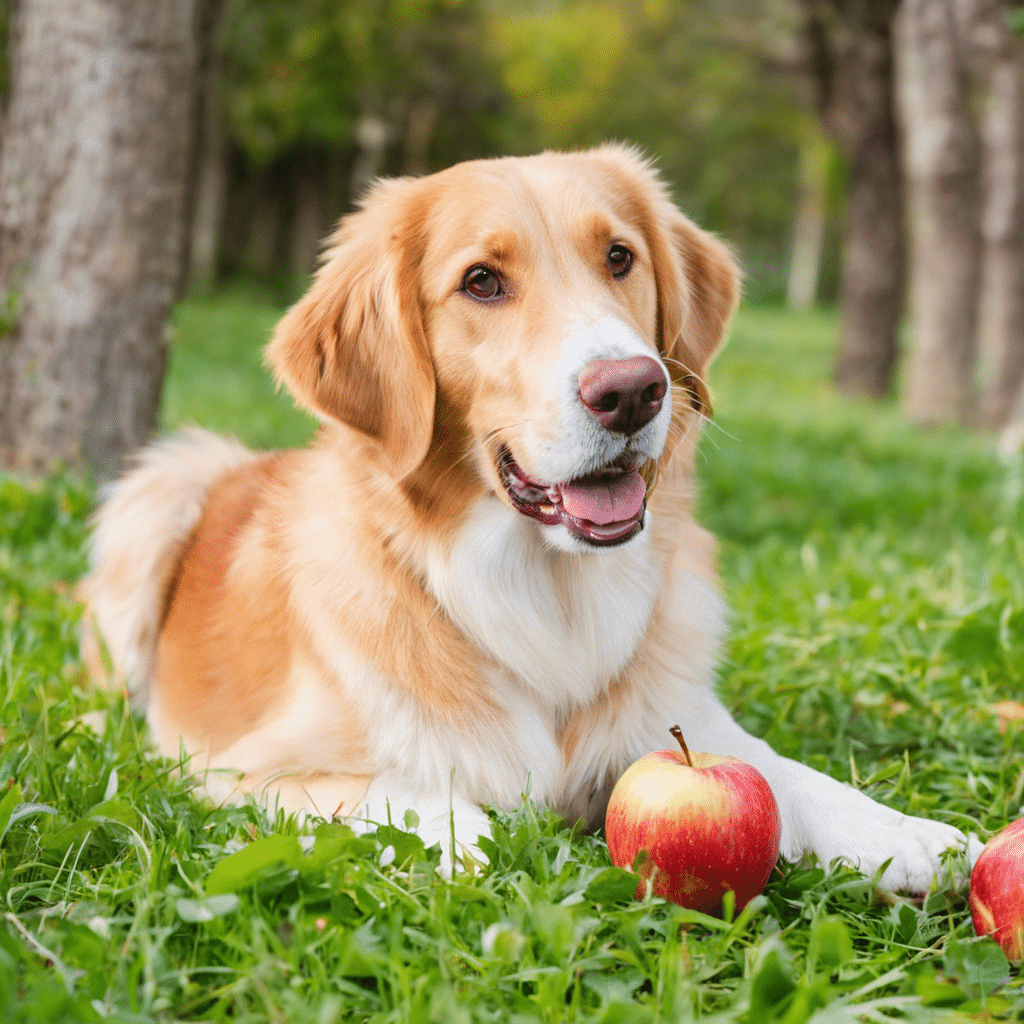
[161,290,317,450]
[1,292,1022,1022]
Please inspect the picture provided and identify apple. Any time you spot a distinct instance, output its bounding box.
[605,726,780,916]
[970,817,1024,961]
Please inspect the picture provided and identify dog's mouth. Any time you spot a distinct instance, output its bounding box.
[497,446,647,547]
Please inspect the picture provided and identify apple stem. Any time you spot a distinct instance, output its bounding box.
[669,725,694,768]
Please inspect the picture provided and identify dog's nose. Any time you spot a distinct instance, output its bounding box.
[578,356,667,435]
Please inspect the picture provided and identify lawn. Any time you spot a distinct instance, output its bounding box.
[1,292,1022,1022]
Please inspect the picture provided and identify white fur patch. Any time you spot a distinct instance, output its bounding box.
[516,316,672,554]
[354,775,495,875]
[557,568,728,824]
[424,496,661,712]
[299,612,563,811]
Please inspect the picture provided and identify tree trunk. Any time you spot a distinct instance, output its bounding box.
[0,0,213,477]
[243,164,287,275]
[188,94,229,289]
[349,114,391,200]
[799,0,905,397]
[787,133,828,311]
[898,0,981,425]
[403,96,438,177]
[833,86,904,397]
[187,6,228,290]
[961,0,1024,428]
[286,156,328,282]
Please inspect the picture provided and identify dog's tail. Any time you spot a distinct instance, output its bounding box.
[78,428,257,709]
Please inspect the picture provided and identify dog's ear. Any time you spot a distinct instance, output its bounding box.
[265,179,434,479]
[651,208,740,421]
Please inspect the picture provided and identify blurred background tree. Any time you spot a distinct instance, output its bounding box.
[898,0,981,426]
[198,0,812,301]
[796,0,905,399]
[897,0,1024,431]
[198,0,516,286]
[2,0,1024,475]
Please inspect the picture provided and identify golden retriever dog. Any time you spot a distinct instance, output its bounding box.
[80,145,976,888]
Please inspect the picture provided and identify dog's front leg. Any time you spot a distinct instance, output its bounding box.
[682,691,981,893]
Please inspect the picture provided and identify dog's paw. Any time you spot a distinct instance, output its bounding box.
[781,776,976,893]
[353,780,492,877]
[407,802,493,877]
[841,812,972,893]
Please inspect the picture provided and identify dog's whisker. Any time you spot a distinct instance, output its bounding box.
[480,421,530,448]
[697,413,739,445]
[430,444,481,489]
[424,421,529,492]
[665,377,739,447]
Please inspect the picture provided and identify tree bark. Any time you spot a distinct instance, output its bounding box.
[402,96,438,177]
[787,133,828,311]
[0,0,213,477]
[349,114,391,200]
[243,164,287,274]
[799,0,905,397]
[898,0,981,425]
[188,91,229,289]
[961,0,1024,428]
[286,156,329,282]
[187,2,228,290]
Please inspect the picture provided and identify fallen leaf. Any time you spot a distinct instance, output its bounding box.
[989,700,1024,735]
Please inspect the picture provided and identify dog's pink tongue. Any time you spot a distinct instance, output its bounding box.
[557,467,646,525]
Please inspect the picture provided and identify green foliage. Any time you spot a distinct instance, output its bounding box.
[220,0,362,160]
[491,0,808,285]
[220,0,512,167]
[943,935,1012,1001]
[0,289,20,340]
[493,2,633,149]
[2,296,1024,1018]
[214,0,810,296]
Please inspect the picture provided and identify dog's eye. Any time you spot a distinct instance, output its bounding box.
[607,244,633,279]
[462,265,503,302]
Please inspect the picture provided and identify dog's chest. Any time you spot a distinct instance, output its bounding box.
[424,501,662,709]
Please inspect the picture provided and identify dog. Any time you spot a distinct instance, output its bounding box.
[80,145,977,889]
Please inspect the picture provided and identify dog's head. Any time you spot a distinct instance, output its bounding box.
[266,145,739,552]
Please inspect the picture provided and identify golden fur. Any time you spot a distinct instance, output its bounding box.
[81,146,977,887]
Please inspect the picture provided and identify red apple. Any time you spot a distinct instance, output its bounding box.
[605,726,780,916]
[970,817,1024,961]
